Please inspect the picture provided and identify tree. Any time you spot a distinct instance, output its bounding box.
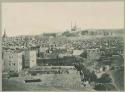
[80,50,87,58]
[97,73,112,83]
[94,73,116,91]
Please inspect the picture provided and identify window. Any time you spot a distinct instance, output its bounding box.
[9,62,11,66]
[13,63,15,66]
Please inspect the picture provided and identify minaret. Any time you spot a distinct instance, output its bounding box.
[3,29,7,38]
[25,37,29,48]
[70,21,73,31]
[71,21,77,31]
[74,21,77,31]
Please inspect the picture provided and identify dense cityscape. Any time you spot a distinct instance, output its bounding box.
[2,25,124,91]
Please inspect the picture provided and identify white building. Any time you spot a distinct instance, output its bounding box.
[73,50,83,56]
[3,50,22,73]
[23,49,37,68]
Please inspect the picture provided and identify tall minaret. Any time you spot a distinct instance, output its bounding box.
[71,21,77,31]
[71,21,72,30]
[3,28,7,38]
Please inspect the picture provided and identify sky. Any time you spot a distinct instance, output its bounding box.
[2,2,124,36]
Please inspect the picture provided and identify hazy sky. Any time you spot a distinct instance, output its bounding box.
[2,2,124,36]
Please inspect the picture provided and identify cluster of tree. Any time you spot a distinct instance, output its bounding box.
[94,73,116,90]
[74,63,116,91]
[74,63,97,83]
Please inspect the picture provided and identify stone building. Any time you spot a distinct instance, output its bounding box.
[22,49,37,68]
[3,50,22,73]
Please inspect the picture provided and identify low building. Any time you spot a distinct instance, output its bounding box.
[38,47,49,58]
[3,50,22,73]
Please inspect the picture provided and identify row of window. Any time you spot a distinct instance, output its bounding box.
[9,62,16,66]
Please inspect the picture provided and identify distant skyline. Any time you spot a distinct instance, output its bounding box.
[2,2,124,36]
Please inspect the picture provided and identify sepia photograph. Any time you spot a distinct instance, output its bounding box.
[1,1,124,91]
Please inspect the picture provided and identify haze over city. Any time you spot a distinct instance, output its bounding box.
[2,2,124,36]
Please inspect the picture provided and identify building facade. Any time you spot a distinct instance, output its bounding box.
[3,50,22,73]
[23,49,37,68]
